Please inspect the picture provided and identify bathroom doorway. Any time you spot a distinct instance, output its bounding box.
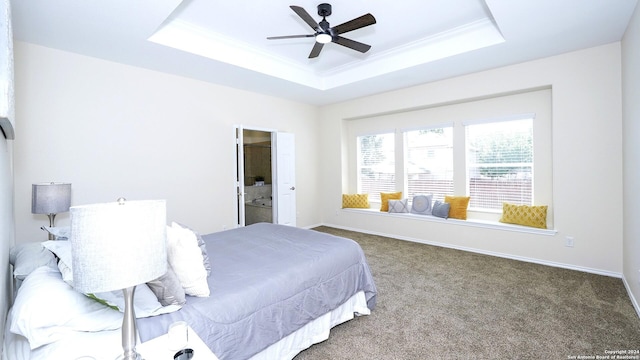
[242,129,273,225]
[235,126,296,227]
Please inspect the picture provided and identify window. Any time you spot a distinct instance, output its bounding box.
[405,127,453,201]
[347,89,552,224]
[465,118,534,211]
[357,133,395,202]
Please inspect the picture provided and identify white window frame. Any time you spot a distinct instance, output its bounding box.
[403,124,454,202]
[463,114,536,212]
[346,89,553,226]
[356,132,396,203]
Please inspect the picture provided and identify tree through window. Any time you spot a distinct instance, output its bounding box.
[465,118,534,210]
[405,127,453,201]
[357,133,395,202]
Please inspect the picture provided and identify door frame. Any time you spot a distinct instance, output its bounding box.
[235,125,277,228]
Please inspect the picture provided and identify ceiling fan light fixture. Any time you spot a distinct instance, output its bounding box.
[267,4,376,58]
[316,33,332,44]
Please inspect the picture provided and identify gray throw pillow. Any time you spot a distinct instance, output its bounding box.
[147,265,186,306]
[432,200,450,219]
[388,199,409,213]
[411,194,433,215]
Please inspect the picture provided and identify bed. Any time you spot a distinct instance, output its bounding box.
[3,223,377,360]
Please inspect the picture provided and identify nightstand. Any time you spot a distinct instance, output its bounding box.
[136,325,219,360]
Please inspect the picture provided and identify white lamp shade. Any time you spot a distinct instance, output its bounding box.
[31,183,71,214]
[70,199,167,294]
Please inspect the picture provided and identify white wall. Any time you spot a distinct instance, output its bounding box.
[10,38,629,278]
[0,136,12,346]
[622,3,640,314]
[320,43,623,275]
[0,0,14,344]
[13,42,321,243]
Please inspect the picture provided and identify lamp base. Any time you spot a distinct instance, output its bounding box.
[120,286,141,360]
[46,213,57,240]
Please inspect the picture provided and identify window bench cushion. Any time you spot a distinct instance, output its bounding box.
[340,207,556,236]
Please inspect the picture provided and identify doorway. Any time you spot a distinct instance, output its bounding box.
[235,126,296,228]
[242,129,273,225]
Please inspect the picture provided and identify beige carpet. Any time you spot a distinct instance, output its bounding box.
[293,226,640,360]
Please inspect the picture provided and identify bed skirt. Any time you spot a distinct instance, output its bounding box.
[2,291,369,360]
[251,290,370,360]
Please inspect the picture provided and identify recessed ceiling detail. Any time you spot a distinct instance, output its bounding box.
[149,11,504,90]
[10,0,638,105]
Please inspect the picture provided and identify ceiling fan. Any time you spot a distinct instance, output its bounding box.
[267,3,376,59]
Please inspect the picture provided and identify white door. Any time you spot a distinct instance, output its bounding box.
[274,132,296,226]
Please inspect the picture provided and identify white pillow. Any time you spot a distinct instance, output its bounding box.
[175,222,212,277]
[167,222,210,297]
[42,241,74,285]
[41,226,71,240]
[10,242,58,281]
[91,284,182,317]
[42,240,182,317]
[10,266,122,349]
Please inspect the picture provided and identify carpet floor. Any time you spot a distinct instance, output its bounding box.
[293,226,640,360]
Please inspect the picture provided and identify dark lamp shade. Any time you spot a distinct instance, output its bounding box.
[31,183,72,214]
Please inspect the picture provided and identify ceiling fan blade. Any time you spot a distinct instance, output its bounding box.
[309,42,324,58]
[267,34,315,40]
[332,13,376,35]
[333,36,372,53]
[290,5,320,31]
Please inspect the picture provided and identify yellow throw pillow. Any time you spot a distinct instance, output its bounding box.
[380,192,402,212]
[342,194,370,209]
[444,196,471,220]
[500,203,548,229]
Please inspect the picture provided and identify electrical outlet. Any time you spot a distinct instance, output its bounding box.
[565,236,574,247]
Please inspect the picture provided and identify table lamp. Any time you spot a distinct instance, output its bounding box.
[70,198,167,360]
[31,182,71,239]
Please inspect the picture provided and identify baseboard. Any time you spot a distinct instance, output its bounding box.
[319,222,622,279]
[622,275,640,319]
[302,223,324,230]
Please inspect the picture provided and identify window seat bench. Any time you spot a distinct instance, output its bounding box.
[340,208,557,236]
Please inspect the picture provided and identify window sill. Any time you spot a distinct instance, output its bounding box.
[340,208,557,236]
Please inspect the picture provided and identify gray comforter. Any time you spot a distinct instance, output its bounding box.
[137,223,377,360]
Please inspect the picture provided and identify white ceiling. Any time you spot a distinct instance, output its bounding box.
[9,0,638,105]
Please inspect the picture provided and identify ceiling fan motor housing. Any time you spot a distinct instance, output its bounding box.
[317,3,332,17]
